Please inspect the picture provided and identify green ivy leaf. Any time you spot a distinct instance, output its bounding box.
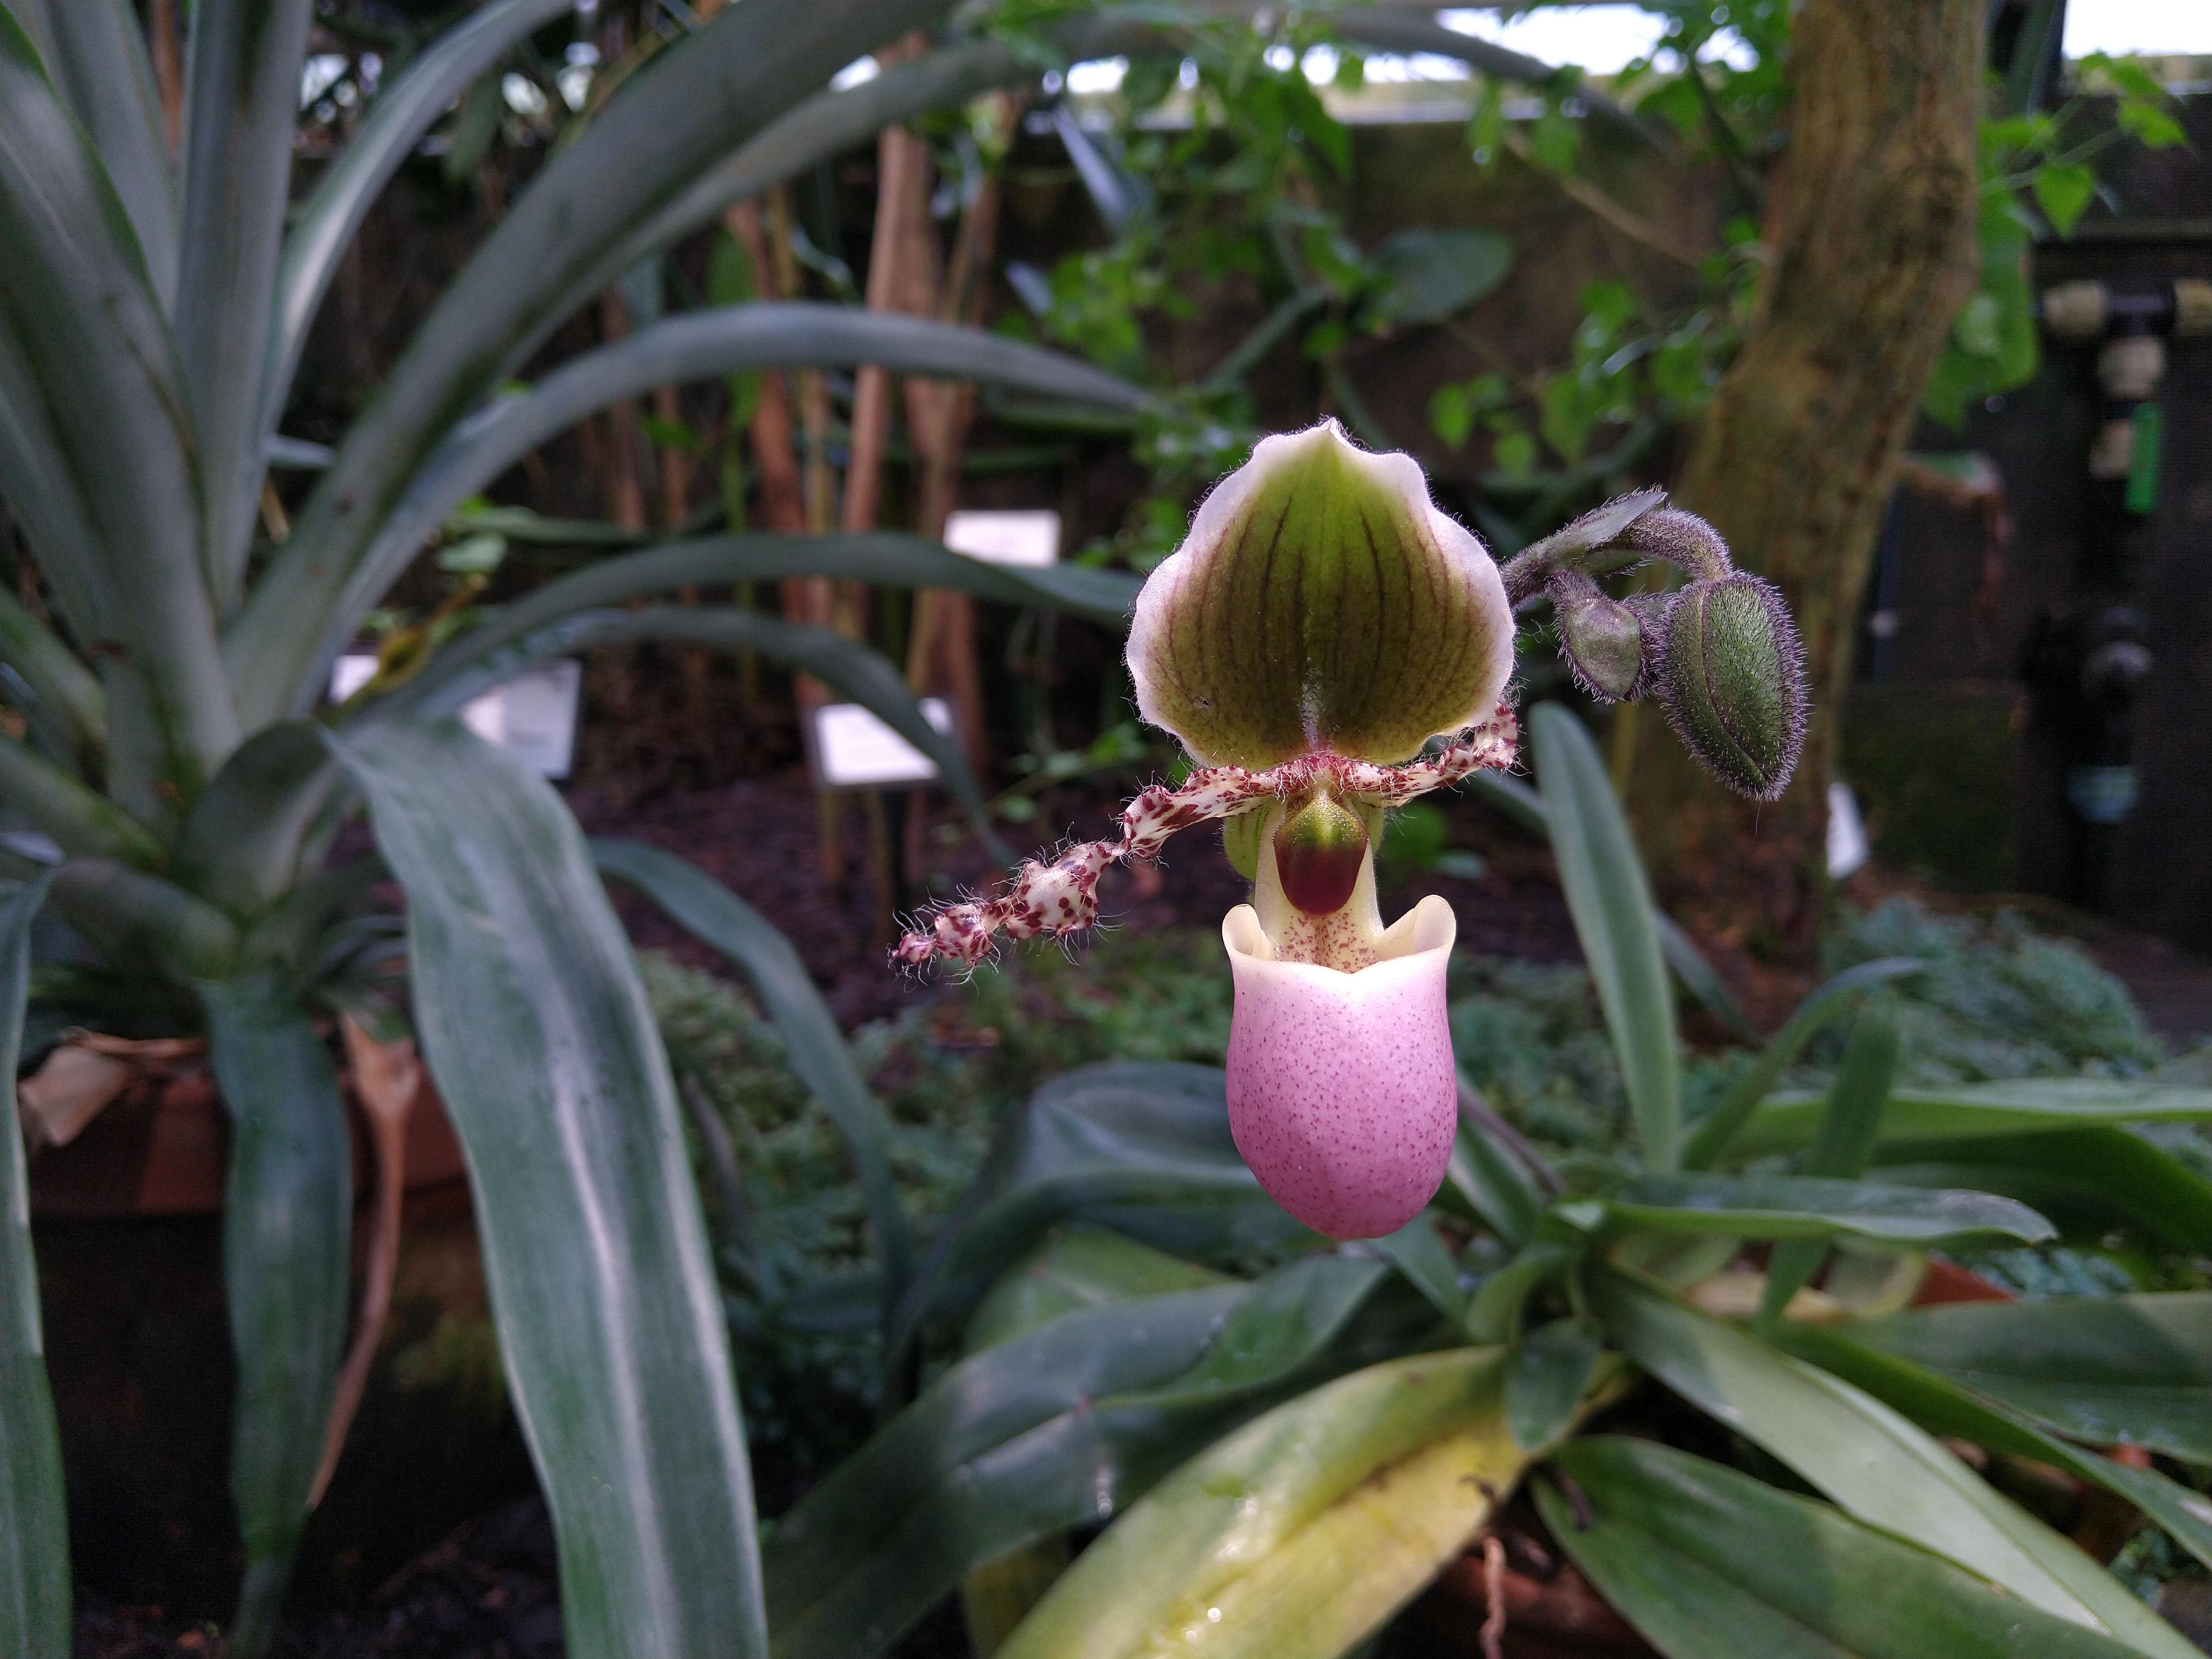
[2031,162,2097,237]
[2118,99,2187,150]
[1532,103,1581,176]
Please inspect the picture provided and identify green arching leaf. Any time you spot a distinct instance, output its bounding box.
[1367,228,1514,325]
[963,1225,1230,1355]
[589,838,916,1319]
[1839,1296,2212,1464]
[1726,1077,2212,1161]
[1539,1438,2164,1659]
[995,1349,1526,1659]
[202,968,353,1659]
[1529,702,1681,1171]
[1607,1172,2052,1247]
[2033,161,2098,237]
[398,530,1138,721]
[1465,1239,1576,1345]
[7,0,176,305]
[1777,1323,2212,1574]
[1369,1212,1467,1323]
[0,874,66,1659]
[911,1063,1310,1344]
[227,0,960,728]
[555,22,1153,355]
[1127,421,1517,769]
[47,857,239,983]
[0,9,238,813]
[1684,957,1925,1168]
[1872,1126,2212,1253]
[329,719,766,1659]
[268,0,575,437]
[1107,1254,1391,1413]
[1459,766,1759,1045]
[1653,911,1758,1041]
[765,1285,1249,1658]
[172,722,345,918]
[1505,1316,1604,1452]
[0,733,167,869]
[175,0,317,608]
[1760,1013,1900,1326]
[0,585,105,759]
[1443,1123,1543,1246]
[387,605,1003,855]
[285,305,1147,710]
[1589,1268,2200,1658]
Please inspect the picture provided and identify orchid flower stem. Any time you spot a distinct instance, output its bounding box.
[1457,1076,1563,1198]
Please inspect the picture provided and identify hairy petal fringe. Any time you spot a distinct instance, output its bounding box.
[892,707,1518,969]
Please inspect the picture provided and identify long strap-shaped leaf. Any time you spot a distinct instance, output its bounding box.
[1683,957,1925,1168]
[995,1348,1529,1659]
[0,10,238,814]
[771,1255,1393,1659]
[1528,703,1681,1170]
[175,0,316,610]
[1759,1012,1900,1325]
[266,0,575,438]
[1538,1438,2161,1659]
[200,967,353,1659]
[0,584,105,760]
[575,12,1644,343]
[1778,1322,2212,1575]
[1725,1075,2212,1160]
[8,0,177,304]
[588,839,917,1326]
[230,0,952,727]
[418,534,1139,690]
[1834,1293,2212,1464]
[1590,1267,2201,1658]
[1874,1126,2212,1254]
[0,873,66,1659]
[329,718,766,1658]
[283,304,1147,714]
[384,604,1003,853]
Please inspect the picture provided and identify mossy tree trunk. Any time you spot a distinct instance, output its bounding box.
[1624,0,1983,945]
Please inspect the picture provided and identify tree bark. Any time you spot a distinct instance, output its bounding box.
[1625,0,1983,942]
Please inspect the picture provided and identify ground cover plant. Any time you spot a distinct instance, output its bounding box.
[756,701,2212,1659]
[2,3,2209,1657]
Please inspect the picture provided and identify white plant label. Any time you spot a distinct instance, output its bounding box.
[813,699,956,788]
[943,509,1060,567]
[331,654,582,779]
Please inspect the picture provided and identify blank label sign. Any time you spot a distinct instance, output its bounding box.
[813,699,956,788]
[944,509,1060,567]
[332,654,582,779]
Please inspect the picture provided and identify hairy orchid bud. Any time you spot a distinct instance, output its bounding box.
[1127,419,1516,769]
[1656,573,1808,801]
[1499,485,1666,604]
[1626,507,1733,582]
[1272,788,1370,915]
[1549,570,1645,703]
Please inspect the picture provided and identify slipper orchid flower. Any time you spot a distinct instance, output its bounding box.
[895,420,1803,1239]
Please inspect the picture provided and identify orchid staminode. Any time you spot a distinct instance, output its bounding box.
[895,419,1804,1239]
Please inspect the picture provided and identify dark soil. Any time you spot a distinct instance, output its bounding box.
[569,763,1590,1031]
[71,1495,965,1659]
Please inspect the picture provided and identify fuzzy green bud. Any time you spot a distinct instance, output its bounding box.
[1656,573,1807,802]
[1272,789,1370,916]
[1550,571,1645,703]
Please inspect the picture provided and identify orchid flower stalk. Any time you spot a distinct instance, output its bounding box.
[896,421,1805,1239]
